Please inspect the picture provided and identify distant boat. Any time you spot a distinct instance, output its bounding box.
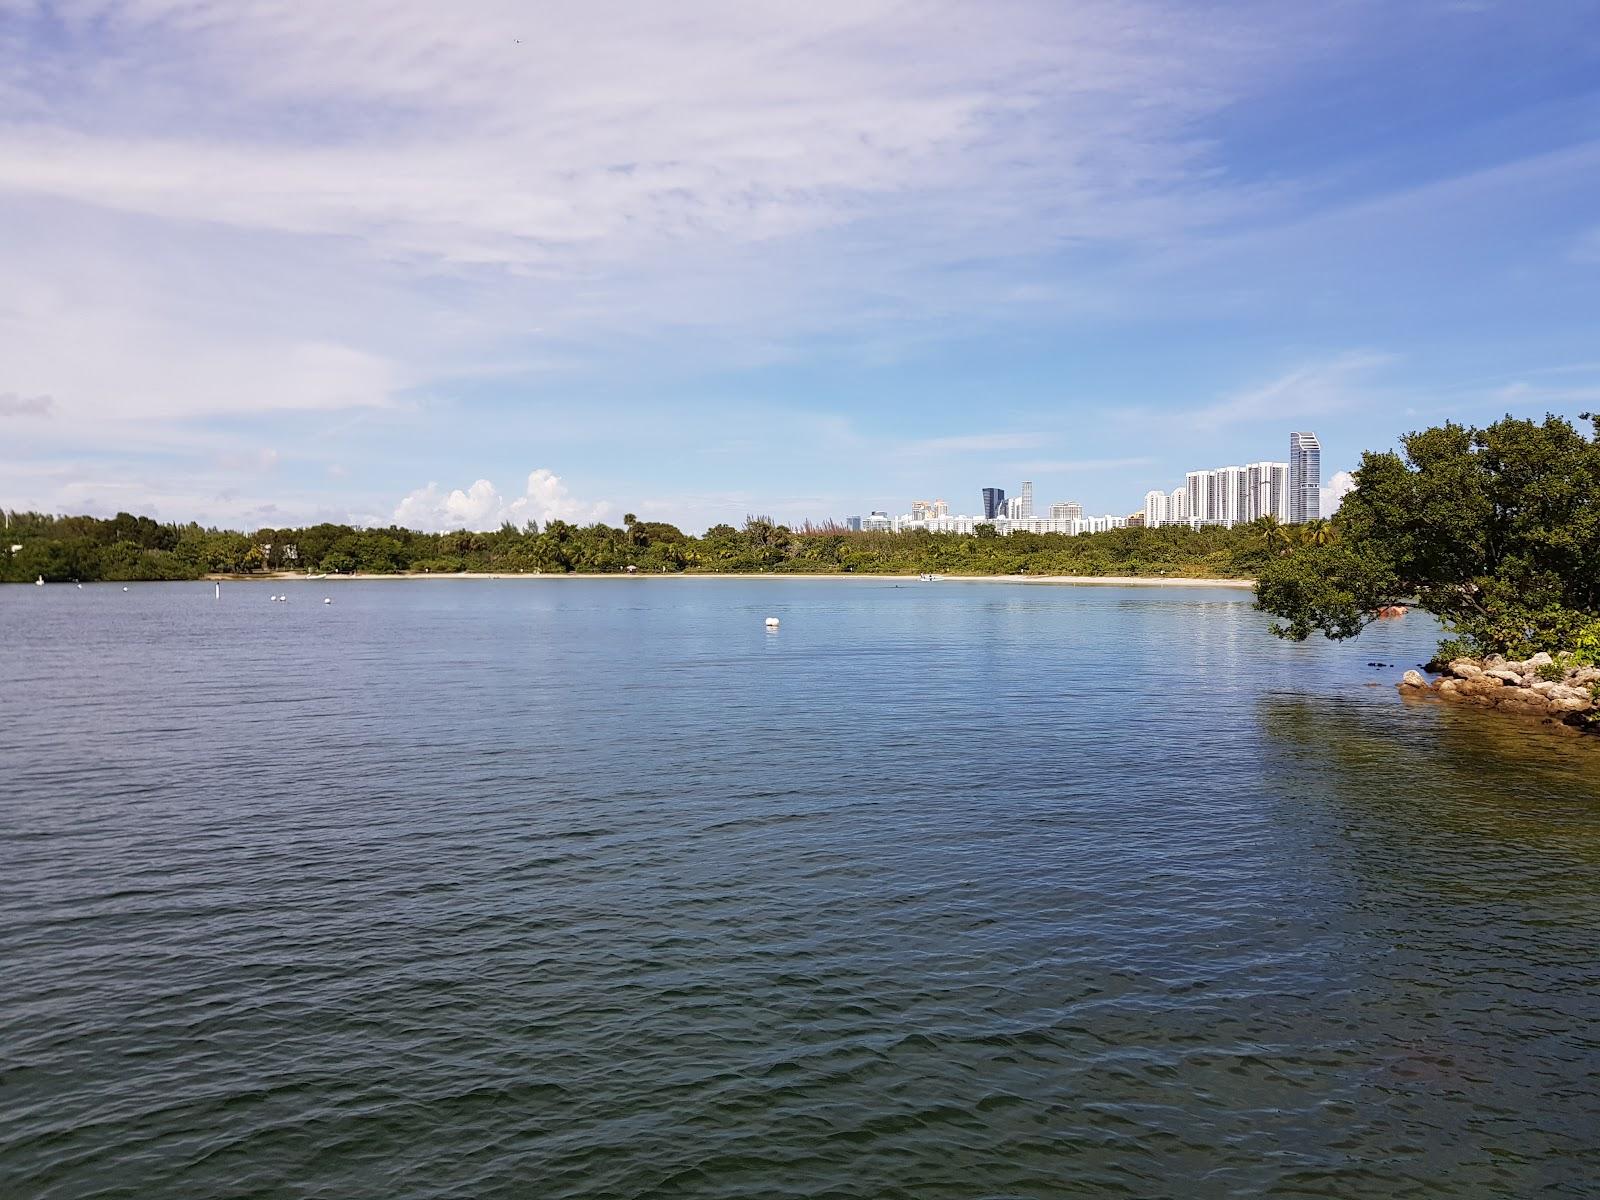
[918,573,943,582]
[306,572,327,580]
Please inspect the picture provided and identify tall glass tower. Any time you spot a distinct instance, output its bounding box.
[1289,432,1321,523]
[981,487,1006,521]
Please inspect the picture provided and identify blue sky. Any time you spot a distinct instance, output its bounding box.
[2,0,1598,531]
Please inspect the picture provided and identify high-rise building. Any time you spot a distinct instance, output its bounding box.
[861,511,892,532]
[1247,461,1290,522]
[1185,470,1214,523]
[843,516,862,532]
[1167,486,1188,524]
[1004,496,1025,519]
[1050,501,1083,521]
[981,487,1006,521]
[1289,432,1321,523]
[1143,490,1166,528]
[1020,480,1034,518]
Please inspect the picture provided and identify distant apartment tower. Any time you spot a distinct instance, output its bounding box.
[1167,486,1188,525]
[1050,501,1084,521]
[981,487,1006,520]
[1143,490,1166,528]
[843,515,862,532]
[1185,470,1215,523]
[1020,480,1034,518]
[861,511,892,532]
[1248,462,1289,522]
[1289,432,1321,523]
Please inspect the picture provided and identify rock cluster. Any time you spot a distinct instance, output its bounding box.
[1399,652,1600,729]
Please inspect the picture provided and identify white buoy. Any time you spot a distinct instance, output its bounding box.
[764,616,780,628]
[324,597,332,604]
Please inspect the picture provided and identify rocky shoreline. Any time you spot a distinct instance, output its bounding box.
[1399,653,1600,732]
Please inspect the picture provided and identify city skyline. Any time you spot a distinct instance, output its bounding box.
[853,431,1324,538]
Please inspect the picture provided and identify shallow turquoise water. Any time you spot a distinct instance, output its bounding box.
[2,579,1597,1198]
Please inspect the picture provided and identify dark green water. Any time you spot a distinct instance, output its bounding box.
[2,579,1597,1198]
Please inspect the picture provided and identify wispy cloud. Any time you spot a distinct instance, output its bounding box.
[0,0,1324,443]
[1189,351,1396,430]
[1009,455,1156,472]
[0,392,53,417]
[896,432,1048,456]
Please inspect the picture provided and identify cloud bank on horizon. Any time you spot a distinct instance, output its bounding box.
[2,0,1598,530]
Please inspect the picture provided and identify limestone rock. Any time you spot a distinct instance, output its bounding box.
[1400,670,1428,689]
[1447,659,1483,680]
[1485,668,1523,685]
[1527,652,1555,668]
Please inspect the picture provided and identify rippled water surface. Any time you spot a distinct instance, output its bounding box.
[3,579,1598,1198]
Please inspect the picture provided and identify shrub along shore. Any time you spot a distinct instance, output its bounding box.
[3,511,1292,584]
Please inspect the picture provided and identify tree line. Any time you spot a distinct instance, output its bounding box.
[3,509,1291,583]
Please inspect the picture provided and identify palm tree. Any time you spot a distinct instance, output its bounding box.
[1299,518,1335,548]
[1251,514,1293,556]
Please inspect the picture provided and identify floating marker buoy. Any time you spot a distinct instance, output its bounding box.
[764,616,780,628]
[324,597,332,604]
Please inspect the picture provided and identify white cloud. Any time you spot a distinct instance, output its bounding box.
[392,469,610,531]
[1321,469,1356,514]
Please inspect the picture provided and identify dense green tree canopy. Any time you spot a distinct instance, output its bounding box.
[1255,413,1600,658]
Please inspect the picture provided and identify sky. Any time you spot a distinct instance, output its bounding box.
[2,0,1599,533]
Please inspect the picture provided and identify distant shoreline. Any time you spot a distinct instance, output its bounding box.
[203,571,1255,589]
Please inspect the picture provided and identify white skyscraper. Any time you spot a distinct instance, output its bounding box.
[1050,501,1084,520]
[1289,432,1321,523]
[1167,486,1188,524]
[1020,480,1034,518]
[1184,470,1212,523]
[1143,490,1166,528]
[1246,461,1290,522]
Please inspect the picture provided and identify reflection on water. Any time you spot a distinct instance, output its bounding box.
[1253,695,1600,1197]
[1,581,1597,1198]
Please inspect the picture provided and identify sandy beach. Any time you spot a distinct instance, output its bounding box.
[218,571,1254,588]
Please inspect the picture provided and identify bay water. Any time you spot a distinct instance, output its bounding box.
[2,579,1597,1197]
